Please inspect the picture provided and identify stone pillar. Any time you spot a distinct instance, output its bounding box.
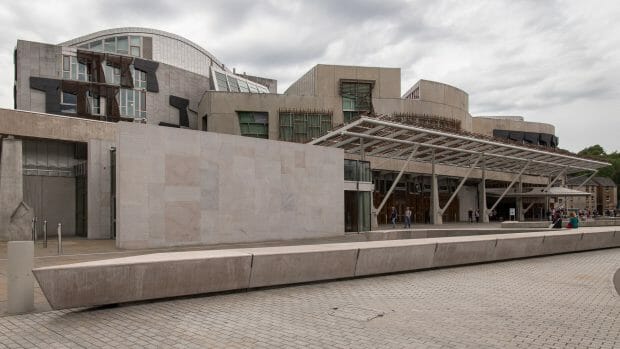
[478,163,489,223]
[517,179,524,221]
[430,158,442,225]
[0,136,24,240]
[87,139,114,239]
[7,241,34,314]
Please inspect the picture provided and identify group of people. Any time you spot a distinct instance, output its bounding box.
[390,206,412,229]
[550,210,580,229]
[467,209,480,223]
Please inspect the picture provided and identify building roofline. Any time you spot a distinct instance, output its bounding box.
[58,27,226,70]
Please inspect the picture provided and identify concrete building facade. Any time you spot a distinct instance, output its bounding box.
[1,27,608,247]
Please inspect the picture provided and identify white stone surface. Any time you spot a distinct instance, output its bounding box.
[7,241,34,314]
[116,124,344,249]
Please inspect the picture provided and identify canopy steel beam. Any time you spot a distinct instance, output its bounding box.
[522,167,569,214]
[375,145,419,213]
[339,130,598,174]
[488,161,532,213]
[576,170,598,190]
[438,154,483,215]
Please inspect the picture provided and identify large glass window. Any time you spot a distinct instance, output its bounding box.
[103,63,121,85]
[340,81,372,123]
[87,91,101,115]
[214,71,228,91]
[62,55,89,81]
[60,92,77,114]
[344,160,371,182]
[83,36,143,57]
[237,111,268,139]
[279,111,332,143]
[210,67,269,93]
[119,88,146,119]
[130,65,147,89]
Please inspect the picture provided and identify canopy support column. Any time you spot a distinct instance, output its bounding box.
[438,154,482,216]
[431,151,441,224]
[478,156,488,223]
[517,179,524,221]
[489,161,531,213]
[374,146,419,217]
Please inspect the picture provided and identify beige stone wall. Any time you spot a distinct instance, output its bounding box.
[115,123,344,249]
[14,40,62,113]
[284,64,401,99]
[0,108,117,142]
[472,116,555,137]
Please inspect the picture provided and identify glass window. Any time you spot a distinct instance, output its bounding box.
[87,91,100,115]
[214,71,229,91]
[248,84,259,93]
[119,88,146,118]
[63,55,89,82]
[237,79,249,92]
[130,65,147,89]
[130,36,141,46]
[130,46,140,57]
[62,56,70,79]
[89,40,102,51]
[116,36,129,54]
[279,111,332,143]
[104,38,116,53]
[237,111,268,139]
[341,82,372,123]
[227,76,240,92]
[60,92,77,113]
[104,63,121,85]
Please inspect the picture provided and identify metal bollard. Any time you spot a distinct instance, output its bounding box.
[43,220,48,248]
[57,223,63,255]
[31,217,37,241]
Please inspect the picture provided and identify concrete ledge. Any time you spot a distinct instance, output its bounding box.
[246,244,359,288]
[33,227,620,310]
[32,250,252,309]
[355,240,436,276]
[494,233,546,260]
[432,236,497,267]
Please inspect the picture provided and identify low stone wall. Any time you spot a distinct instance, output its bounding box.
[33,227,620,310]
[501,220,619,229]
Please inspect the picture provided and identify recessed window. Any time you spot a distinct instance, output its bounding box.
[130,65,147,89]
[60,92,77,114]
[340,81,372,123]
[116,36,129,55]
[237,111,268,139]
[62,55,89,81]
[82,36,143,57]
[279,110,332,143]
[120,88,146,119]
[87,91,101,115]
[103,64,121,85]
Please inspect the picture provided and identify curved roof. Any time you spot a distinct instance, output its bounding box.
[59,27,226,70]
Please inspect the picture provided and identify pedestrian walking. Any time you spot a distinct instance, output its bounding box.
[404,207,412,228]
[390,206,398,228]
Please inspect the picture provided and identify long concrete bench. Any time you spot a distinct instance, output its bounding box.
[33,227,620,310]
[501,220,619,229]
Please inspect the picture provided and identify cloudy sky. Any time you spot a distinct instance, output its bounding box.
[1,0,618,153]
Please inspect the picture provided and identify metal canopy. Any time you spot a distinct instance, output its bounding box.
[486,187,592,197]
[309,117,610,176]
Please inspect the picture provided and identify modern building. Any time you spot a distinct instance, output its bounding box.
[0,27,609,248]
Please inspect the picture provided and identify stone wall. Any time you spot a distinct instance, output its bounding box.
[116,123,344,249]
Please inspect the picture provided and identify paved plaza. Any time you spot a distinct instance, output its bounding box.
[0,248,618,348]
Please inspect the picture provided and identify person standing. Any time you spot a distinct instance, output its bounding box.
[404,207,412,228]
[475,209,480,223]
[390,206,398,228]
[468,209,473,223]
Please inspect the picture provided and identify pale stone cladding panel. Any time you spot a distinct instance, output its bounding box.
[146,62,211,129]
[116,123,344,249]
[14,40,62,112]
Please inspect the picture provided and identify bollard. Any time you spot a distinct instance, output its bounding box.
[57,223,63,255]
[43,220,48,248]
[7,241,35,314]
[31,217,36,241]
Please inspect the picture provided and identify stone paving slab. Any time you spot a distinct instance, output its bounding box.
[0,249,618,348]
